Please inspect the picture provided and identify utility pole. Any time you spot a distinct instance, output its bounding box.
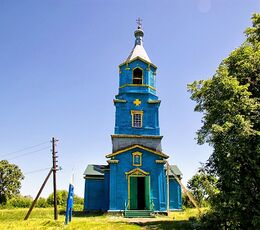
[52,137,58,220]
[24,137,60,221]
[24,168,53,220]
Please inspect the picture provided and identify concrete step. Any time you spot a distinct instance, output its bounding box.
[124,210,155,218]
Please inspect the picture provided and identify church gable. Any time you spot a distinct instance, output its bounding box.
[105,144,168,159]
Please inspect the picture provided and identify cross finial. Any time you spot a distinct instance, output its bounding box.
[136,17,142,29]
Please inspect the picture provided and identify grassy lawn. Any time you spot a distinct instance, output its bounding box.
[0,208,202,230]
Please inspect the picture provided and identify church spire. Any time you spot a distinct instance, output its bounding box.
[126,18,151,63]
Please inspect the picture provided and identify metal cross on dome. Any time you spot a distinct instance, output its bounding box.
[136,17,142,28]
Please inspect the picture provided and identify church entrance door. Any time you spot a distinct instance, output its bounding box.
[129,176,150,210]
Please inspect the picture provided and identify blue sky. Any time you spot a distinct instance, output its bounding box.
[0,1,259,198]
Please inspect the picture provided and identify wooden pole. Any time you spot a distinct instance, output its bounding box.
[52,137,58,220]
[24,169,52,220]
[166,162,201,214]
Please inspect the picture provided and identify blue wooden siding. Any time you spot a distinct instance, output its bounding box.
[169,178,182,210]
[84,179,107,211]
[108,147,167,212]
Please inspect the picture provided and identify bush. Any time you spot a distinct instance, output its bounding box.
[47,190,84,208]
[74,195,84,205]
[182,193,193,209]
[47,190,68,206]
[36,197,49,208]
[6,196,32,208]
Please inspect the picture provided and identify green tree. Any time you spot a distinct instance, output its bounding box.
[47,190,83,207]
[47,190,68,206]
[0,160,24,204]
[187,165,218,207]
[188,13,260,229]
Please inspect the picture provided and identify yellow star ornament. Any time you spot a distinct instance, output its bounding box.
[133,99,141,106]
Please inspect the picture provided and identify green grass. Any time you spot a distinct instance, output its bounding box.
[0,208,203,230]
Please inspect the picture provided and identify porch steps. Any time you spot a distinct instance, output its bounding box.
[124,210,155,218]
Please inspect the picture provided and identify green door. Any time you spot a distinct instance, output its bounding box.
[145,176,150,210]
[129,176,150,210]
[130,177,138,209]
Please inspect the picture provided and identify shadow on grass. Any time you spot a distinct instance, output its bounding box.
[59,210,105,217]
[135,220,196,230]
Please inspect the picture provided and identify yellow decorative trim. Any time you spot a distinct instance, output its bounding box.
[125,167,149,176]
[113,99,127,103]
[155,160,167,164]
[133,99,141,106]
[111,134,163,139]
[131,110,143,128]
[119,84,156,91]
[147,100,161,104]
[125,67,130,70]
[85,177,104,180]
[119,56,157,69]
[107,160,119,164]
[131,110,143,115]
[106,144,169,159]
[127,174,150,210]
[132,152,142,166]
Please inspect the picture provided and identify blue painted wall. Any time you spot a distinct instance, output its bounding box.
[169,178,182,210]
[108,147,167,212]
[114,59,160,136]
[84,178,107,211]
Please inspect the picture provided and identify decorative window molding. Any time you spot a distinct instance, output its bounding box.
[107,160,119,164]
[131,110,143,128]
[155,159,166,164]
[125,167,149,176]
[132,152,142,166]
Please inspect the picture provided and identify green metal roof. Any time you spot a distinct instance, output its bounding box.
[166,165,182,177]
[83,164,107,176]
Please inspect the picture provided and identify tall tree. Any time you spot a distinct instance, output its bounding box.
[187,165,218,207]
[188,13,260,229]
[0,160,24,204]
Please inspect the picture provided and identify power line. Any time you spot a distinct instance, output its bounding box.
[6,146,51,161]
[24,167,51,175]
[0,141,50,158]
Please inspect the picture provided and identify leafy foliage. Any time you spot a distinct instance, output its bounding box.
[6,195,32,208]
[47,190,83,207]
[188,13,260,229]
[35,197,49,208]
[0,160,24,204]
[187,165,218,207]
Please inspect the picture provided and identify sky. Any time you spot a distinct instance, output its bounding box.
[0,0,259,198]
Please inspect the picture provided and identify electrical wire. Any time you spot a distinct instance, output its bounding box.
[0,140,50,158]
[24,167,51,175]
[6,146,51,161]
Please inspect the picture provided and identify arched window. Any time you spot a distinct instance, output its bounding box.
[133,68,143,84]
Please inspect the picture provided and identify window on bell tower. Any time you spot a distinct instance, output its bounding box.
[131,110,143,128]
[133,68,143,84]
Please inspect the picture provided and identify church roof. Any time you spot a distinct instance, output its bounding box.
[126,41,151,63]
[167,165,182,177]
[83,164,107,177]
[106,144,169,159]
[121,23,153,66]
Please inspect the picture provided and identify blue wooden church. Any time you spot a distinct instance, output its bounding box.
[83,22,182,215]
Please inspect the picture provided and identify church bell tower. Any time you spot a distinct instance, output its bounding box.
[112,20,163,152]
